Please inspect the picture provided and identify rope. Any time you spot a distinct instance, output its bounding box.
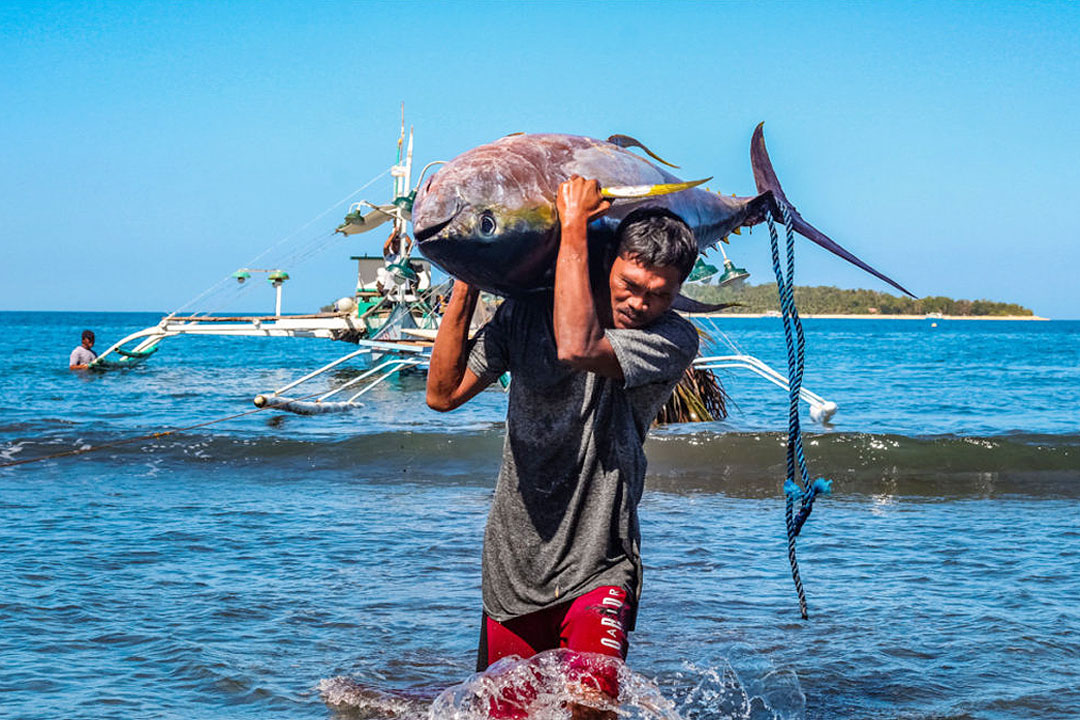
[765,201,833,620]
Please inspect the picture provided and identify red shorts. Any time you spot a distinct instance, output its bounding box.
[477,585,633,714]
[479,586,633,668]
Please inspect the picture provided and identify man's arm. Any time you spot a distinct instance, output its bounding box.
[426,280,492,411]
[553,176,622,379]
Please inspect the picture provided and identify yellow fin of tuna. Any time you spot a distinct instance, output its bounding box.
[607,134,681,169]
[601,177,711,199]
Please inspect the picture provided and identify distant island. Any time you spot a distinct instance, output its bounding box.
[684,282,1037,318]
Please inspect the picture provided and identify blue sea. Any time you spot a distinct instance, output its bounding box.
[1,311,1078,720]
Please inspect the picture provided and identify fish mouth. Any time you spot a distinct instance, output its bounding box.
[414,206,462,244]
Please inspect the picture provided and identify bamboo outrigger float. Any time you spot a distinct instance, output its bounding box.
[89,109,838,424]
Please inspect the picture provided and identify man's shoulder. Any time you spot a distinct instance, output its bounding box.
[651,310,700,349]
[658,309,697,332]
[506,291,554,311]
[604,311,698,390]
[69,346,92,366]
[491,293,554,330]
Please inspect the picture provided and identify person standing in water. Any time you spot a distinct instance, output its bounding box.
[69,329,97,370]
[427,176,699,716]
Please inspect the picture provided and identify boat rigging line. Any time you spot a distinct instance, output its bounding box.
[169,167,392,318]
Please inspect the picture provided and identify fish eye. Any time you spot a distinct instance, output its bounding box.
[478,210,497,237]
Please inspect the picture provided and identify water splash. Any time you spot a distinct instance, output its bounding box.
[318,675,429,718]
[319,649,803,720]
[662,651,804,720]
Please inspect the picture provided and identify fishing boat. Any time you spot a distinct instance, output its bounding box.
[91,111,837,423]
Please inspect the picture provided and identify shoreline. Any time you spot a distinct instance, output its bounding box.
[688,313,1050,321]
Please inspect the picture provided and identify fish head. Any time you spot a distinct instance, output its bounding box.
[412,137,564,296]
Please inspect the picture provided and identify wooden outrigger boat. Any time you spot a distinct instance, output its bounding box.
[90,112,837,423]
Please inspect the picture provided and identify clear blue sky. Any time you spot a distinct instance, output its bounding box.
[2,1,1078,317]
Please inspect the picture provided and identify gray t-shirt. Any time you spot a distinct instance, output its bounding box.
[70,346,96,367]
[467,293,698,627]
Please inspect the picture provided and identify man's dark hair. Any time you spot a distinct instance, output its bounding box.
[82,329,95,343]
[614,207,698,282]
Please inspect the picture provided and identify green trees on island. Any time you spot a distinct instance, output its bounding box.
[683,282,1034,316]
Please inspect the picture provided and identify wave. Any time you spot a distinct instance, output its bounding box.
[2,425,1077,498]
[644,431,1080,497]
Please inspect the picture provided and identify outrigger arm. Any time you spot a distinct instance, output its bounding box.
[253,347,428,414]
[91,312,370,369]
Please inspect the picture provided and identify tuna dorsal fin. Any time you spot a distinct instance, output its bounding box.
[607,134,681,169]
[671,295,739,314]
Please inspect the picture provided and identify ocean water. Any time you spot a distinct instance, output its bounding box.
[1,311,1078,719]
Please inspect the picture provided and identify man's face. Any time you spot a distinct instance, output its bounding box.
[608,253,682,329]
[82,335,94,349]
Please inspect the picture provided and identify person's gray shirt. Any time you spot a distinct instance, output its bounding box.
[467,293,698,627]
[70,346,96,367]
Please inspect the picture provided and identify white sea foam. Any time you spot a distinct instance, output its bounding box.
[319,650,802,720]
[0,440,26,461]
[318,675,425,717]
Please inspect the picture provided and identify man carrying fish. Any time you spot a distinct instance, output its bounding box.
[427,175,700,716]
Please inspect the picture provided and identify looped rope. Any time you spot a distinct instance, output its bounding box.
[765,201,832,620]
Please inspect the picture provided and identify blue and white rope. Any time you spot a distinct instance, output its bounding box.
[765,201,833,619]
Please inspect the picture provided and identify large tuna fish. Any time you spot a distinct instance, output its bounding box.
[411,125,912,298]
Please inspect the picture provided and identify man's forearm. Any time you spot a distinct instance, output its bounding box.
[552,177,621,378]
[553,212,605,362]
[426,280,479,410]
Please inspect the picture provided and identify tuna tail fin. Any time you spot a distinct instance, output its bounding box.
[750,123,916,298]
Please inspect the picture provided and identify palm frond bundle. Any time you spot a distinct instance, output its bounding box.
[655,365,728,425]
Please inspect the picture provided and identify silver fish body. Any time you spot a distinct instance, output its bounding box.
[412,127,911,298]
